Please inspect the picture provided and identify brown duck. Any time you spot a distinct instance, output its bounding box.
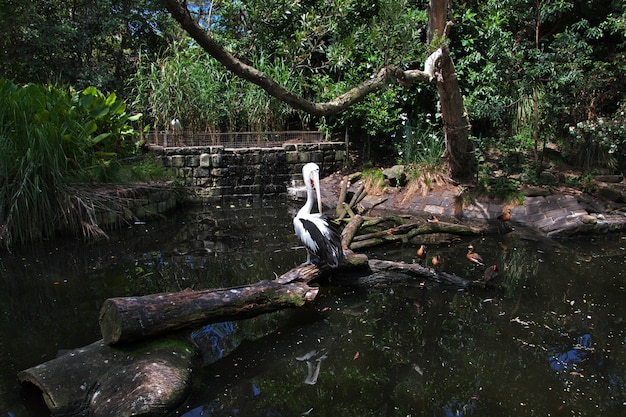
[483,265,498,282]
[497,208,512,233]
[466,245,485,266]
[431,254,444,269]
[416,245,427,261]
[497,208,512,223]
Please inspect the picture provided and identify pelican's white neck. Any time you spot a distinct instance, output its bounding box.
[298,180,316,217]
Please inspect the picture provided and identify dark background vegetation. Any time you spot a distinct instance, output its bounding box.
[1,0,625,246]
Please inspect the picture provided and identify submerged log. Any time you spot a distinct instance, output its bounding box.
[367,259,472,289]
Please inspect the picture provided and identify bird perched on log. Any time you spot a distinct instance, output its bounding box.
[416,245,427,262]
[483,265,498,283]
[466,245,485,266]
[293,163,344,267]
[431,254,444,269]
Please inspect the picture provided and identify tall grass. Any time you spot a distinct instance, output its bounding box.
[0,79,144,248]
[401,124,449,197]
[130,39,305,133]
[0,80,86,246]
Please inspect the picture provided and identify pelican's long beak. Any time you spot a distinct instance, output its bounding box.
[310,170,322,214]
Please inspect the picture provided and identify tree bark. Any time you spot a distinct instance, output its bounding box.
[100,280,319,345]
[428,0,448,43]
[436,45,474,181]
[18,338,195,417]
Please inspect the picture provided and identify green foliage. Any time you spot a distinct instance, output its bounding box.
[130,42,305,133]
[361,168,387,195]
[0,79,86,246]
[0,0,175,94]
[74,86,145,181]
[399,120,445,170]
[0,79,144,247]
[456,0,626,172]
[563,102,626,172]
[488,176,525,204]
[564,172,596,193]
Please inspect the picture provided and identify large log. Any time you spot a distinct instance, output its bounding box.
[18,338,195,417]
[100,280,318,345]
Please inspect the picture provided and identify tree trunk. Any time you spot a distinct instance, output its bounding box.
[436,46,473,181]
[428,0,448,43]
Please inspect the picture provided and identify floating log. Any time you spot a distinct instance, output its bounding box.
[100,280,318,345]
[18,338,195,417]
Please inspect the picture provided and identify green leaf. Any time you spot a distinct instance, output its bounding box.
[105,93,117,107]
[92,132,111,144]
[79,94,95,109]
[90,105,109,119]
[84,120,98,135]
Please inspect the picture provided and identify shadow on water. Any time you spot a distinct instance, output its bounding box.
[1,201,625,416]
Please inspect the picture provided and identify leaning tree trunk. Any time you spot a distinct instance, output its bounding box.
[428,0,474,182]
[435,45,474,181]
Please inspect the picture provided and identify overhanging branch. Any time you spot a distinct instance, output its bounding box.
[160,0,433,116]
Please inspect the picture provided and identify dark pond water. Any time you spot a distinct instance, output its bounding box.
[1,201,625,416]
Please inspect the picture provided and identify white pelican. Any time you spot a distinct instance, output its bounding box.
[293,162,343,267]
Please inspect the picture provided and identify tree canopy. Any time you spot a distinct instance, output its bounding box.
[1,0,625,174]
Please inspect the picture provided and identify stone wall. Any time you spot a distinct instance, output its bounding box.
[92,183,182,229]
[149,142,346,204]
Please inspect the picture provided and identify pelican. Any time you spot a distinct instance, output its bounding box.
[293,162,343,267]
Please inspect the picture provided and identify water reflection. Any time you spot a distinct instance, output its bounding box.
[0,202,625,416]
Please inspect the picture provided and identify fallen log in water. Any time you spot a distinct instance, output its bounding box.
[100,280,319,345]
[18,338,195,417]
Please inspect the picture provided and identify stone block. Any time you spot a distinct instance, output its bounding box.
[211,153,224,167]
[194,167,211,178]
[199,153,211,168]
[296,143,319,151]
[185,155,200,167]
[208,145,223,153]
[286,151,299,164]
[298,151,313,162]
[171,155,185,167]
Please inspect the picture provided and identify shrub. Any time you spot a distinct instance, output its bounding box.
[0,79,143,247]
